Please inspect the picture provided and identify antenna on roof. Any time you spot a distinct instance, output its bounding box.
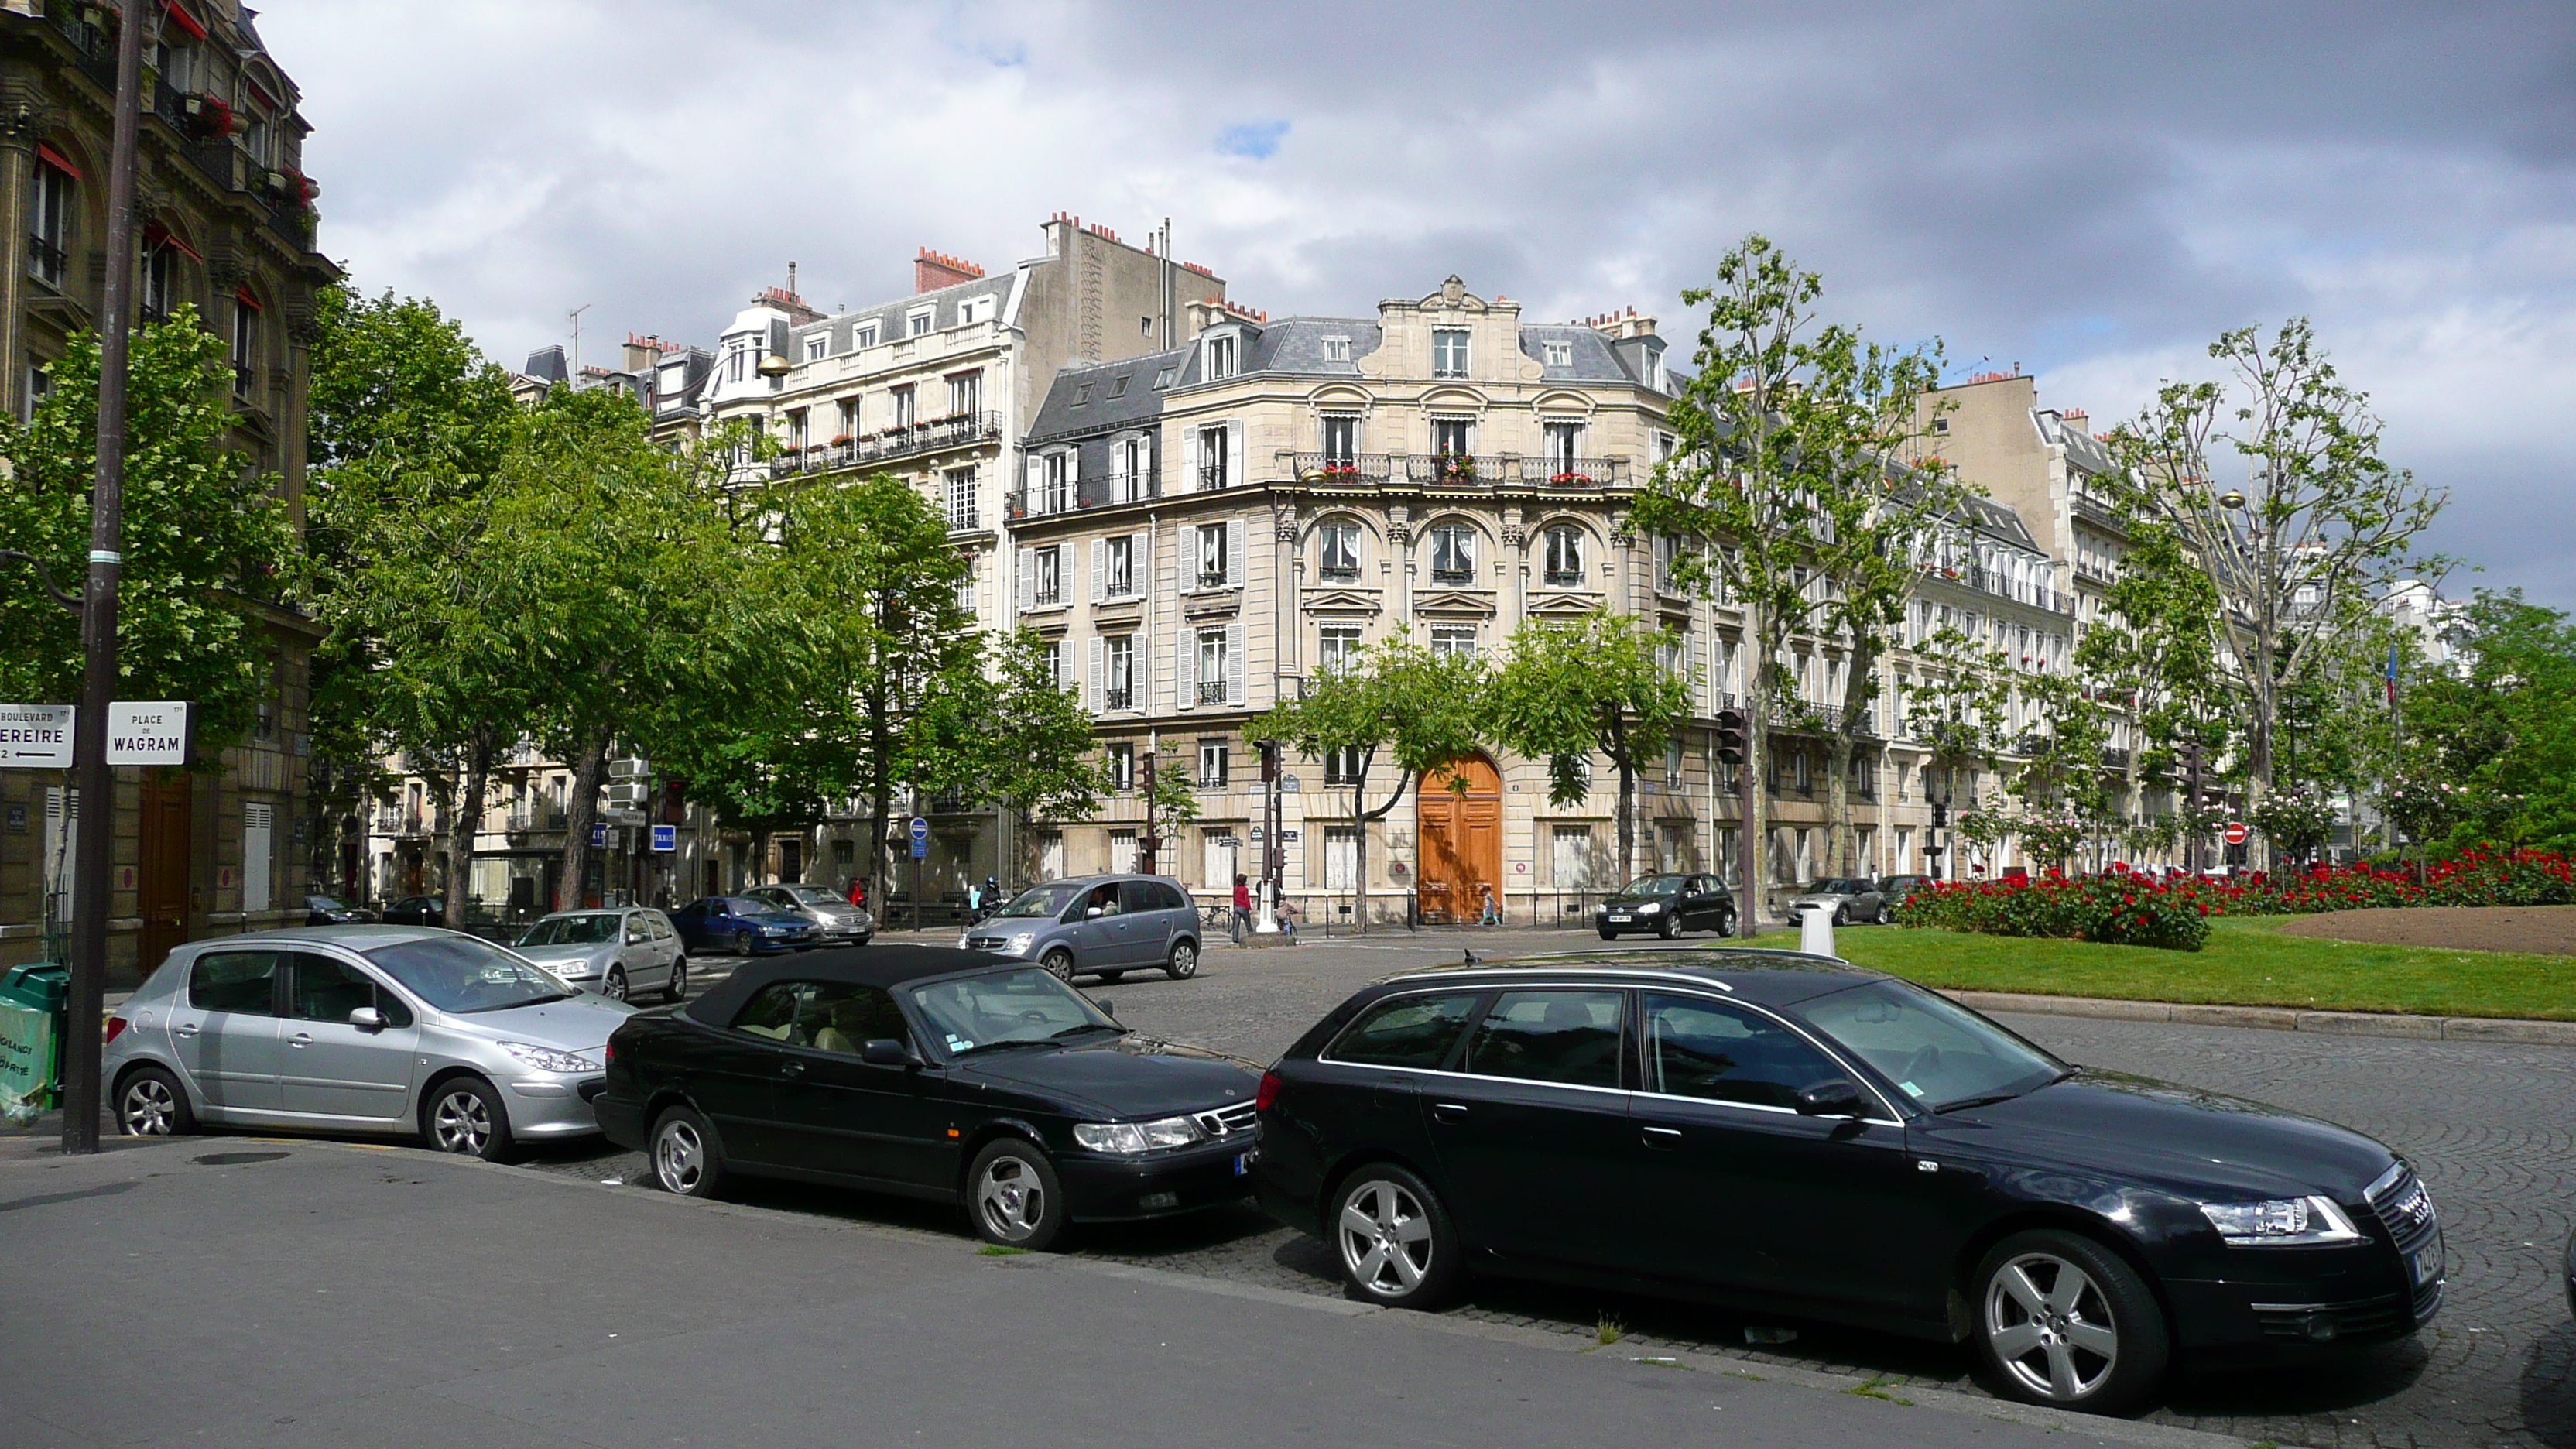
[569,302,591,378]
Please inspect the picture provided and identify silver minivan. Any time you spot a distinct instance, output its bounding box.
[959,874,1201,983]
[101,925,635,1161]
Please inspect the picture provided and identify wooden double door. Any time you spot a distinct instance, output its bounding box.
[138,773,193,975]
[1416,754,1501,923]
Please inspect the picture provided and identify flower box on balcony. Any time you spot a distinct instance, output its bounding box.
[1437,459,1476,483]
[1321,464,1361,482]
[1197,570,1231,591]
[1549,471,1595,487]
[829,433,853,447]
[180,93,236,140]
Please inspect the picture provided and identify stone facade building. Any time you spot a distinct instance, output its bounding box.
[0,0,334,979]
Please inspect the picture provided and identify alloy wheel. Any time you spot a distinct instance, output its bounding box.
[1338,1179,1435,1297]
[667,957,688,1001]
[602,968,628,1002]
[1985,1252,2119,1403]
[120,1076,176,1136]
[655,1118,704,1194]
[1166,941,1197,980]
[975,1154,1047,1242]
[1043,950,1076,982]
[733,930,753,956]
[430,1088,492,1156]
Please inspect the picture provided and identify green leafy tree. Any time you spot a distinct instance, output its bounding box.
[1139,748,1201,879]
[2070,514,2225,846]
[2397,591,2576,854]
[927,629,1108,883]
[1483,611,1693,888]
[0,310,293,752]
[1254,635,1485,932]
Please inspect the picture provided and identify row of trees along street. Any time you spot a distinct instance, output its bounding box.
[301,286,1100,927]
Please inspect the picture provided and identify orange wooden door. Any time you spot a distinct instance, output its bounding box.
[1416,755,1502,922]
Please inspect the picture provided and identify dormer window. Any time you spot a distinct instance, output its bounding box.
[1433,328,1469,378]
[1205,333,1238,381]
[1324,337,1351,363]
[1154,366,1177,389]
[804,334,829,362]
[1543,340,1571,368]
[851,322,879,350]
[907,306,934,337]
[960,295,995,326]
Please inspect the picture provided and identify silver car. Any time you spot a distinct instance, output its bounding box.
[512,907,687,1002]
[958,874,1201,983]
[101,925,636,1161]
[1786,876,1893,926]
[745,883,874,946]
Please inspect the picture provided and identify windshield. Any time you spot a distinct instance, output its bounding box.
[366,937,574,1015]
[1810,879,1869,895]
[516,914,619,947]
[307,896,349,912]
[995,883,1085,920]
[1793,979,2064,1111]
[906,968,1116,1055]
[1619,875,1688,896]
[770,885,837,905]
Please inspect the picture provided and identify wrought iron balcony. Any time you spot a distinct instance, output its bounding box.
[1104,686,1135,711]
[1196,680,1230,705]
[26,234,64,289]
[1197,569,1232,591]
[1542,569,1584,587]
[1405,454,1502,487]
[1290,452,1395,484]
[1316,565,1361,584]
[771,411,1002,478]
[1524,457,1625,487]
[947,505,981,533]
[1005,467,1161,520]
[1430,567,1475,586]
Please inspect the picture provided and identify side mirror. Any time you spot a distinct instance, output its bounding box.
[1096,1000,1115,1019]
[859,1038,916,1067]
[1795,1078,1868,1118]
[348,1005,387,1032]
[1084,906,1104,918]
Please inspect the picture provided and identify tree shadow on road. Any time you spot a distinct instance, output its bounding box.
[2523,1321,2576,1449]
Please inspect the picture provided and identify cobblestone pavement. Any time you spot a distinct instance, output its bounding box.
[517,927,2576,1449]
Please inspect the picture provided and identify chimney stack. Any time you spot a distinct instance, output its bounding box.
[916,247,986,293]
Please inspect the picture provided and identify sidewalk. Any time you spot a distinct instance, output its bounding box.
[0,1137,2232,1449]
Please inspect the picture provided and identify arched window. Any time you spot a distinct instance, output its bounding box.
[1429,523,1476,584]
[1542,525,1585,585]
[1316,518,1362,582]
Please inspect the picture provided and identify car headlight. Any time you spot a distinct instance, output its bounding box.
[762,923,793,935]
[500,1041,599,1074]
[1005,931,1036,954]
[1636,901,1663,915]
[2198,1195,2363,1245]
[1073,1115,1208,1154]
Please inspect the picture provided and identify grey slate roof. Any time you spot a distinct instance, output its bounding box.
[786,272,1018,361]
[1518,324,1643,384]
[1026,346,1188,443]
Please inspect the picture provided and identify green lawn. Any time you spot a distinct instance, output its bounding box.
[1749,917,2576,1020]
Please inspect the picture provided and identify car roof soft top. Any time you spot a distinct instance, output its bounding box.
[682,944,1023,1026]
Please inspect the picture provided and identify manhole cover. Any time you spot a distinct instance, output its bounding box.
[190,1151,290,1166]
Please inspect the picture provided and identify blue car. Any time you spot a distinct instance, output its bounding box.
[669,896,817,956]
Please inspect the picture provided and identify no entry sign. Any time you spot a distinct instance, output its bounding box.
[2223,821,2249,846]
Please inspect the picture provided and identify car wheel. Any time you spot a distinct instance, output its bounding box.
[1331,1163,1460,1309]
[1655,913,1677,940]
[651,1105,725,1198]
[732,929,754,956]
[1165,939,1199,981]
[1598,927,1618,940]
[601,966,629,1002]
[1876,902,1894,925]
[116,1065,195,1137]
[1041,947,1077,982]
[423,1077,519,1163]
[1972,1230,2168,1415]
[968,1138,1067,1251]
[1833,905,1850,927]
[663,957,689,1003]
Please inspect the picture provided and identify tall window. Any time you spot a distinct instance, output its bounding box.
[1040,638,1068,690]
[724,341,746,385]
[1197,424,1229,490]
[1197,628,1229,705]
[1430,625,1477,659]
[29,156,71,289]
[890,384,916,430]
[784,408,808,452]
[1321,413,1358,464]
[1106,742,1136,790]
[1323,825,1359,889]
[1033,545,1062,606]
[1197,522,1228,588]
[1543,420,1584,476]
[1105,635,1136,709]
[945,467,978,530]
[837,396,862,437]
[1197,737,1229,786]
[1105,534,1136,597]
[231,293,259,399]
[139,243,173,323]
[954,557,977,612]
[1317,521,1360,581]
[1042,451,1070,512]
[1429,523,1475,584]
[1432,327,1468,378]
[1205,334,1237,380]
[1542,526,1584,586]
[1433,418,1471,458]
[1318,624,1362,675]
[947,370,980,416]
[1115,434,1152,500]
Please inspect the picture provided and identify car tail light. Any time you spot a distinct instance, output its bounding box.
[104,1016,128,1045]
[1255,1069,1281,1112]
[602,1040,614,1066]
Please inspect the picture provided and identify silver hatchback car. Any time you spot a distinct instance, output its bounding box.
[101,925,636,1161]
[958,874,1201,983]
[511,907,687,1003]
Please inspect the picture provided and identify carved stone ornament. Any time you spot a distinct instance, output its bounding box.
[1386,522,1413,546]
[1500,526,1527,547]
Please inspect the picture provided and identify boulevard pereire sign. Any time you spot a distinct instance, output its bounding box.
[0,702,190,767]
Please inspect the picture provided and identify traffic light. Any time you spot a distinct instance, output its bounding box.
[1714,709,1746,765]
[1258,739,1281,783]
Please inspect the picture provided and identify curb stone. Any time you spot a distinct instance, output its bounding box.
[1943,988,2576,1044]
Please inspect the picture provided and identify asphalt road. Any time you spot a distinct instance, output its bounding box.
[111,924,2576,1447]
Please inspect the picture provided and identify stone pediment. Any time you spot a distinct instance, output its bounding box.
[1412,588,1497,618]
[1527,589,1605,618]
[1300,587,1383,615]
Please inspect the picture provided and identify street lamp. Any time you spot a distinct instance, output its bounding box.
[2218,488,2246,511]
[757,352,793,379]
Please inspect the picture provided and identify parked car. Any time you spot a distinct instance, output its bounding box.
[1253,947,2443,1415]
[668,896,817,956]
[1595,873,1735,940]
[379,896,447,927]
[958,875,1201,983]
[303,894,373,926]
[104,925,635,1162]
[594,946,1262,1249]
[1787,877,1892,926]
[512,908,687,1003]
[745,882,874,946]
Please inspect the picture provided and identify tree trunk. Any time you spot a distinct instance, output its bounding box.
[442,731,495,930]
[1606,712,1636,885]
[1355,758,1413,937]
[555,731,611,912]
[864,681,896,915]
[1821,639,1878,879]
[1740,601,1770,938]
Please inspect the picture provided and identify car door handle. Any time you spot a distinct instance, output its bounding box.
[779,1060,804,1077]
[1641,1125,1682,1149]
[1430,1101,1469,1121]
[172,1023,199,1038]
[287,1033,313,1049]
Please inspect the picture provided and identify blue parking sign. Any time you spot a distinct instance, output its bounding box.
[909,816,930,858]
[650,824,676,852]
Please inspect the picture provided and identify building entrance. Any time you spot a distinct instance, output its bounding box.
[1416,753,1500,923]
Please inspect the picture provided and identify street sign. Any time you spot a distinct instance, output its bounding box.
[2224,821,2249,846]
[0,704,74,767]
[104,701,188,765]
[650,824,676,852]
[591,822,608,848]
[909,816,930,859]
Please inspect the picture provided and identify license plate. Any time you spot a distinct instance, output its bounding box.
[1607,913,1632,923]
[2410,1235,2444,1286]
[1234,1149,1259,1177]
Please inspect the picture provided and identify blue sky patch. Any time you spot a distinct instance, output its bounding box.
[1218,120,1289,159]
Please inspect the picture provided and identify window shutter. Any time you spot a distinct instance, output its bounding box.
[1017,547,1034,612]
[1091,538,1105,603]
[1088,638,1104,715]
[1177,629,1196,711]
[1184,427,1201,493]
[1226,519,1246,587]
[1227,420,1245,491]
[1227,622,1247,706]
[1024,454,1044,515]
[1136,627,1151,708]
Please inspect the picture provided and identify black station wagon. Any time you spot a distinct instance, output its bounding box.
[1252,949,2443,1414]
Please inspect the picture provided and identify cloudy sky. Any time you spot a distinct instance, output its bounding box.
[259,1,2576,605]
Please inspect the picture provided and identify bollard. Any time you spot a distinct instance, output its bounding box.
[1797,903,1838,960]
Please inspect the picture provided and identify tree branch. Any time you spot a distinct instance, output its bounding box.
[1,550,84,614]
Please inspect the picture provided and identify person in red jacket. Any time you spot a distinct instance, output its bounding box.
[847,876,867,909]
[1231,873,1253,946]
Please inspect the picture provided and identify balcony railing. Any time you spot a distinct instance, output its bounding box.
[1528,457,1625,488]
[1197,681,1230,705]
[1316,565,1361,584]
[769,412,1002,478]
[1923,563,2075,615]
[1542,570,1584,587]
[947,505,981,533]
[1104,686,1135,711]
[1405,454,1505,487]
[1197,570,1232,591]
[1006,466,1162,520]
[1278,452,1629,488]
[26,234,64,289]
[1290,452,1396,484]
[1430,567,1475,586]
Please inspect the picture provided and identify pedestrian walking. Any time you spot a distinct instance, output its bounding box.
[967,880,983,917]
[1478,883,1502,926]
[847,876,867,909]
[1231,873,1253,945]
[1274,895,1300,943]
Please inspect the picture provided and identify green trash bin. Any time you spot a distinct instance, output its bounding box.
[0,962,71,1112]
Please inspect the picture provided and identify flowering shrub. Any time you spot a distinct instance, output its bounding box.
[1896,849,2576,951]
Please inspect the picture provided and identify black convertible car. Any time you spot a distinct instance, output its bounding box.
[1252,949,2443,1415]
[594,947,1262,1249]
